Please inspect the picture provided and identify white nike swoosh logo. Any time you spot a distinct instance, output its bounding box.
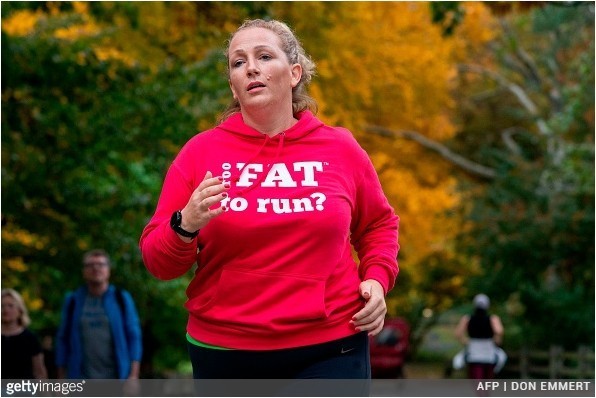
[341,347,355,354]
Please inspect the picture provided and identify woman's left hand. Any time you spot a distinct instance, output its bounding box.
[350,279,387,336]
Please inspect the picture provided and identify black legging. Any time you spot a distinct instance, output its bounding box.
[187,332,371,395]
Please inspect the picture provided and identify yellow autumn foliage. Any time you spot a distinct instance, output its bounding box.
[308,2,459,132]
[21,291,44,311]
[1,9,44,36]
[71,1,90,16]
[4,257,28,273]
[2,223,49,250]
[453,2,500,59]
[51,3,100,41]
[54,21,101,41]
[93,46,137,67]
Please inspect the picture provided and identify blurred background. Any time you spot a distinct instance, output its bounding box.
[2,1,594,378]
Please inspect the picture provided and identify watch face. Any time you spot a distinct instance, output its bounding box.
[169,210,198,238]
[170,210,181,228]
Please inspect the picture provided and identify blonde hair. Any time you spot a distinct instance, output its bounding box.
[1,288,31,327]
[220,19,317,122]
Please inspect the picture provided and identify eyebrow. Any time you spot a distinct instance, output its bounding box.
[231,45,276,55]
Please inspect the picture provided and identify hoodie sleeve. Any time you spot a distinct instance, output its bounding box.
[350,145,399,295]
[139,148,199,280]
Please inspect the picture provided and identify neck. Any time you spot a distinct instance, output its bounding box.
[241,104,296,137]
[87,283,109,297]
[1,321,23,335]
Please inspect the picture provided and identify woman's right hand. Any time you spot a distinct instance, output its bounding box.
[178,171,229,240]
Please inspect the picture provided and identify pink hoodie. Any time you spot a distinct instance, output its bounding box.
[140,111,399,350]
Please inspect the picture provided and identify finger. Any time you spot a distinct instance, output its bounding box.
[188,174,219,203]
[355,313,385,333]
[354,319,381,334]
[202,206,226,222]
[201,192,229,210]
[351,304,373,322]
[183,181,229,231]
[200,183,230,202]
[360,279,385,298]
[352,304,386,326]
[360,283,373,300]
[196,171,226,192]
[352,294,386,319]
[202,175,226,189]
[205,205,228,220]
[368,321,385,337]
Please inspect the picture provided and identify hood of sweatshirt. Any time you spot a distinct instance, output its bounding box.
[216,110,323,142]
[214,111,324,195]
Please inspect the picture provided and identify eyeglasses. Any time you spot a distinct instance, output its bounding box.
[84,262,109,268]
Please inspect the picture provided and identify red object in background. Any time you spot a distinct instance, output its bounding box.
[369,317,410,378]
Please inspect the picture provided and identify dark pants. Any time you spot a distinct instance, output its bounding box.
[468,363,494,379]
[187,332,371,396]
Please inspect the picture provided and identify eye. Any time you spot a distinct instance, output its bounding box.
[259,54,272,61]
[231,59,245,68]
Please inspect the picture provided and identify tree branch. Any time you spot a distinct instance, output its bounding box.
[366,125,497,179]
[501,19,564,112]
[500,19,542,86]
[458,64,552,136]
[501,127,524,157]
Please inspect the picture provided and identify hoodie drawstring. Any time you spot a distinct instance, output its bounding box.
[273,132,285,161]
[234,132,286,196]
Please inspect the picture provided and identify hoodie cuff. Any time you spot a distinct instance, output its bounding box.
[363,265,396,296]
[165,223,197,252]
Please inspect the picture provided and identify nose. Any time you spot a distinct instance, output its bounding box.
[246,58,260,76]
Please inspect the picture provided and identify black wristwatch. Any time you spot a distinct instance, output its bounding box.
[170,210,199,238]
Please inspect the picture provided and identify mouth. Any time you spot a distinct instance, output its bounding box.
[247,81,266,91]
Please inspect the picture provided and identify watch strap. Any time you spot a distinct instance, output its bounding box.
[171,210,199,238]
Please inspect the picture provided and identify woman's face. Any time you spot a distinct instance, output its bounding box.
[228,27,302,112]
[1,295,20,324]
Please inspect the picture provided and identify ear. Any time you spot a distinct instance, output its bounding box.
[229,79,238,100]
[290,63,302,88]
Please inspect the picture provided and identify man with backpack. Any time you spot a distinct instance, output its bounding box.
[55,249,142,382]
